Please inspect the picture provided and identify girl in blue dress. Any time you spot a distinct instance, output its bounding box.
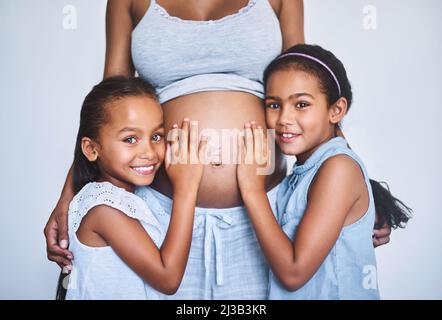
[237,44,411,299]
[57,76,208,299]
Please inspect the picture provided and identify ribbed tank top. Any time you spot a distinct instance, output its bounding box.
[131,0,283,103]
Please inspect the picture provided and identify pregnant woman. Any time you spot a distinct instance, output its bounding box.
[45,0,391,299]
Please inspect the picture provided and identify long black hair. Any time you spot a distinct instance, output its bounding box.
[370,179,412,229]
[264,44,412,230]
[56,76,157,300]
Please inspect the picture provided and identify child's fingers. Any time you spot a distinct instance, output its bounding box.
[259,126,269,164]
[170,124,179,163]
[244,122,253,164]
[180,118,189,163]
[237,130,245,165]
[267,129,276,163]
[198,135,209,165]
[189,120,199,163]
[164,142,172,168]
[251,122,259,162]
[251,122,264,165]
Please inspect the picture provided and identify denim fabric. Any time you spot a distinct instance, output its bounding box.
[269,137,380,300]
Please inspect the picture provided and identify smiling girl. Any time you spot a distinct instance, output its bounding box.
[59,76,207,299]
[237,44,411,299]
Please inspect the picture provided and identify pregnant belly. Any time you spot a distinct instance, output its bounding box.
[150,91,287,208]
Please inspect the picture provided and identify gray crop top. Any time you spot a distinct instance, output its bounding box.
[131,0,283,103]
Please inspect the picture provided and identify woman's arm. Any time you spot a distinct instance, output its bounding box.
[44,166,75,268]
[279,0,305,50]
[241,154,364,291]
[104,0,136,78]
[44,0,138,268]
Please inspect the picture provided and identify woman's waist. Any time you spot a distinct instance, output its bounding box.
[145,187,280,234]
[156,74,264,104]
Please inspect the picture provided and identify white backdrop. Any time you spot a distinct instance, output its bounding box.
[0,0,441,299]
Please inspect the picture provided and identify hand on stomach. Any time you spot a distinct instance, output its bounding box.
[150,91,287,208]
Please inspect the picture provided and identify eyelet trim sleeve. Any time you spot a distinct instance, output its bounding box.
[68,182,163,246]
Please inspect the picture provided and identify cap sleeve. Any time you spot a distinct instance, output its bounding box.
[68,182,164,246]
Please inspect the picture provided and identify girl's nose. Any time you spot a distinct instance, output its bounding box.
[139,142,156,160]
[277,105,295,126]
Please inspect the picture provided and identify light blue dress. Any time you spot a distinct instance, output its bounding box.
[135,184,280,300]
[65,182,166,300]
[269,137,380,300]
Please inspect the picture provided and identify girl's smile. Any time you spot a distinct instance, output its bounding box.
[265,69,338,163]
[277,131,302,144]
[130,164,158,176]
[86,95,166,192]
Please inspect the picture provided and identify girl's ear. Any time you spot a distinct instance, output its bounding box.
[329,97,348,125]
[81,137,99,162]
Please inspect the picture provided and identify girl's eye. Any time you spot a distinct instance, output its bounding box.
[152,133,163,142]
[124,136,137,144]
[266,103,280,109]
[296,102,310,109]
